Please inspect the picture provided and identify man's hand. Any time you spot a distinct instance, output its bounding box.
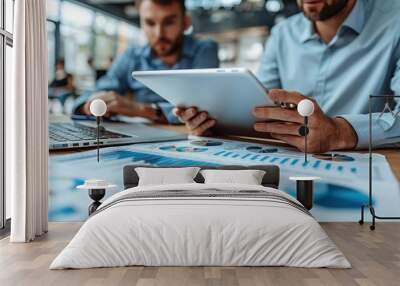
[253,89,358,152]
[82,92,141,117]
[173,107,216,136]
[81,91,165,122]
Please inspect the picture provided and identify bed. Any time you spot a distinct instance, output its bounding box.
[50,165,350,269]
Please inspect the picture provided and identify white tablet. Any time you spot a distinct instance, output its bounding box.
[132,68,275,135]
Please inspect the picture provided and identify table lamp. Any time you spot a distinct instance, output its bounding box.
[297,99,315,163]
[90,99,107,162]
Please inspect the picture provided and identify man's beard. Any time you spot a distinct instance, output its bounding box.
[300,0,349,21]
[151,36,183,57]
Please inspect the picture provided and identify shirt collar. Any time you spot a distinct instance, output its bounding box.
[299,0,366,43]
[341,0,365,35]
[299,17,318,43]
[142,35,195,60]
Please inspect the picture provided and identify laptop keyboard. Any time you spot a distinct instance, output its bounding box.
[49,122,132,143]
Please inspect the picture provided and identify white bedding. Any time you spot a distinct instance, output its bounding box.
[50,183,351,269]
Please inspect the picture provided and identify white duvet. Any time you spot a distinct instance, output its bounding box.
[50,183,351,269]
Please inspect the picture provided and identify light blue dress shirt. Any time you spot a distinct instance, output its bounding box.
[257,0,400,149]
[73,36,219,124]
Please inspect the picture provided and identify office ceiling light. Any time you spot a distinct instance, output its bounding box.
[184,25,194,35]
[186,0,242,10]
[124,5,138,17]
[210,11,233,23]
[221,0,242,8]
[265,0,284,13]
[245,42,264,61]
[247,0,264,8]
[89,0,133,4]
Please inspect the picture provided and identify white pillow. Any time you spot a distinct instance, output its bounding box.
[200,169,266,185]
[136,167,201,186]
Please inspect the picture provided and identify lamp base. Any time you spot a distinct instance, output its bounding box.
[88,188,105,216]
[296,180,313,210]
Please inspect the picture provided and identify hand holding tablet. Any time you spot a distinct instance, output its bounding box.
[133,68,277,136]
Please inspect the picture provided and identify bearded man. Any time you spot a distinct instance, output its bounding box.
[74,0,219,123]
[175,0,400,151]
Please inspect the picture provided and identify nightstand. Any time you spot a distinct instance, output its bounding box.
[289,177,321,210]
[77,180,116,215]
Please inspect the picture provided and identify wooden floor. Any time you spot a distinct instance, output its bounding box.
[0,222,399,286]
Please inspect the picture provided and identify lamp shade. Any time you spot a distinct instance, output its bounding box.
[90,99,107,117]
[297,99,315,117]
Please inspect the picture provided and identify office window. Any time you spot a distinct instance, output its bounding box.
[59,2,95,92]
[61,1,94,28]
[117,22,144,53]
[95,14,117,36]
[46,0,142,99]
[94,14,118,69]
[61,24,94,91]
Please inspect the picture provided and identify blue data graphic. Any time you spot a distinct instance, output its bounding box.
[141,138,364,177]
[54,150,218,167]
[139,143,364,181]
[49,138,399,222]
[49,150,220,221]
[211,150,357,174]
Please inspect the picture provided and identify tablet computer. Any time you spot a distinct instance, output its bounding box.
[132,68,275,136]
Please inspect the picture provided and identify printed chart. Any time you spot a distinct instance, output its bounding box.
[49,137,399,222]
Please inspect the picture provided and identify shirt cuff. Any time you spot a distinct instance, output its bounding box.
[158,102,181,125]
[72,91,92,115]
[338,113,396,149]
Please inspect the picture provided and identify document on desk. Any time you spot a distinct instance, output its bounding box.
[49,136,399,222]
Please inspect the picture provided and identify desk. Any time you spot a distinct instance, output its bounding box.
[150,124,400,181]
[49,122,399,222]
[51,123,400,181]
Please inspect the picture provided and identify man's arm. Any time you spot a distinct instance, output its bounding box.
[159,39,220,124]
[338,39,400,149]
[72,49,132,115]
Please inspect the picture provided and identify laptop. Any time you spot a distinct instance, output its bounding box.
[49,116,187,150]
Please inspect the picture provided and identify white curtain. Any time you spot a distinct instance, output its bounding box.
[7,0,48,242]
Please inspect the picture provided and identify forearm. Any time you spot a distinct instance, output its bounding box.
[339,112,400,149]
[134,103,167,123]
[72,92,91,115]
[330,117,358,150]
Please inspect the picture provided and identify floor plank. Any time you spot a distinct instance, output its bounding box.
[0,222,399,286]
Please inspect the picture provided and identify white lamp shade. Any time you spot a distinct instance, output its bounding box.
[297,99,315,117]
[90,99,107,117]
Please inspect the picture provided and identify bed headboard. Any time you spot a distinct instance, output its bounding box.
[123,165,280,189]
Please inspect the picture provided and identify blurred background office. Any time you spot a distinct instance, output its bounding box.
[46,0,299,114]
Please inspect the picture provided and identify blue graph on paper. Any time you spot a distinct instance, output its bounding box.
[49,150,220,221]
[132,138,378,182]
[49,137,398,222]
[211,150,358,175]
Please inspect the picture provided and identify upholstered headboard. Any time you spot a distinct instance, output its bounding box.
[123,165,280,189]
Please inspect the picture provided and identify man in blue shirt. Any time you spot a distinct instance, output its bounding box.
[74,0,219,124]
[175,0,400,152]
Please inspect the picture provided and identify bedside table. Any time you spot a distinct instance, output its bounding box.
[289,177,321,210]
[77,180,116,215]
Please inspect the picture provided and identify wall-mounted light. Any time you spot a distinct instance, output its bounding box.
[265,0,284,13]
